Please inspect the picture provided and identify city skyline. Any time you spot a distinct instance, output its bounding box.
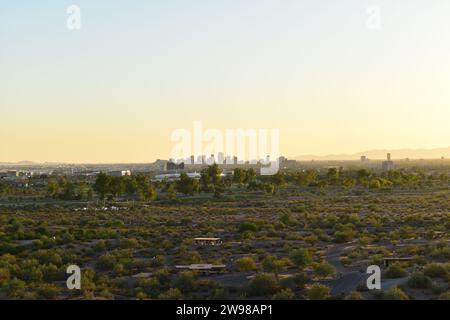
[1,145,449,165]
[2,1,450,163]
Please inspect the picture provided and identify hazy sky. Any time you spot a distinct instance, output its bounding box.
[1,0,450,163]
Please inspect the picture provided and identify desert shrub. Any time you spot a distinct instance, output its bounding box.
[262,256,289,274]
[333,230,354,243]
[80,268,96,293]
[384,263,407,278]
[34,250,63,266]
[158,288,183,300]
[430,247,450,259]
[246,273,280,297]
[96,253,116,270]
[0,267,11,283]
[239,222,258,233]
[175,271,198,293]
[423,263,448,278]
[384,287,409,300]
[280,272,309,290]
[1,278,25,298]
[42,263,63,281]
[407,272,433,289]
[345,291,363,300]
[211,288,229,300]
[235,257,258,272]
[154,268,171,286]
[290,249,312,269]
[179,250,202,265]
[119,238,140,249]
[150,255,165,267]
[313,261,336,278]
[37,283,61,299]
[113,263,125,275]
[307,284,330,300]
[272,288,294,300]
[439,291,450,300]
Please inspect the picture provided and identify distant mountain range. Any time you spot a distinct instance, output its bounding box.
[294,147,450,161]
[0,161,73,166]
[0,160,39,165]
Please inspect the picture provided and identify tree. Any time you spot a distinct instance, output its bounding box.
[270,172,286,187]
[208,164,222,185]
[326,168,340,184]
[342,178,356,189]
[233,168,247,186]
[124,177,139,198]
[244,168,256,184]
[141,183,157,201]
[46,179,59,198]
[135,174,157,201]
[87,188,94,201]
[93,172,111,201]
[165,182,177,200]
[177,173,199,195]
[60,181,77,200]
[213,184,225,198]
[0,181,9,196]
[295,170,318,186]
[109,177,125,198]
[262,183,276,195]
[200,170,211,191]
[356,169,370,185]
[77,182,91,200]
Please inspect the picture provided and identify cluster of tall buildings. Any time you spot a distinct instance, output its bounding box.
[169,153,273,167]
[164,155,299,173]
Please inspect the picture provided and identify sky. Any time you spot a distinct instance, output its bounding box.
[1,0,450,163]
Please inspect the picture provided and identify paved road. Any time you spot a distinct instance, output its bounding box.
[324,243,408,295]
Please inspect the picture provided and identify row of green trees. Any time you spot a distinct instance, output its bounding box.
[0,181,11,196]
[289,168,448,190]
[47,177,93,200]
[40,166,449,201]
[93,173,156,201]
